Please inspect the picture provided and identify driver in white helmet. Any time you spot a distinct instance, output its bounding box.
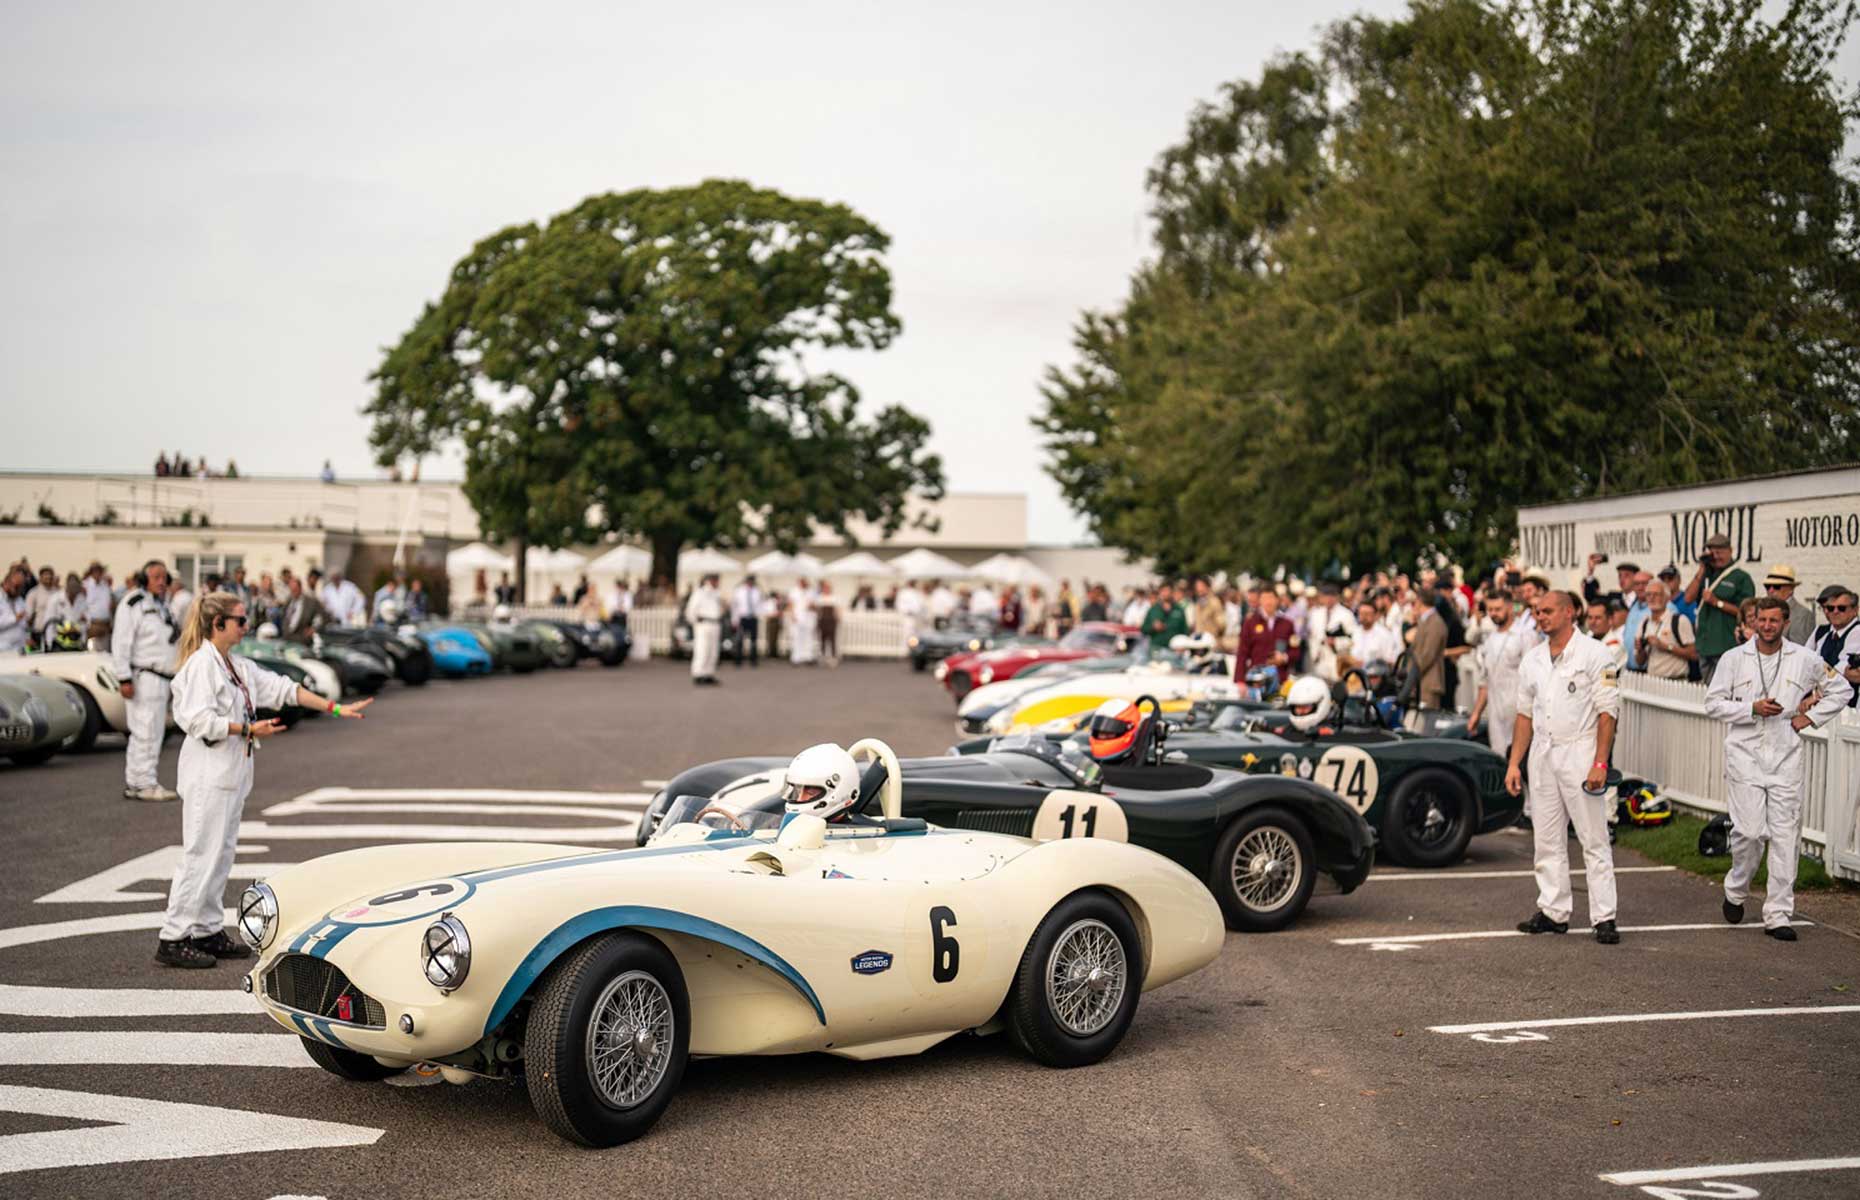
[780,743,874,825]
[1283,675,1336,737]
[491,603,514,626]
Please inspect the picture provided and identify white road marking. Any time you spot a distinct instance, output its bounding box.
[640,779,670,789]
[1601,1156,1860,1185]
[1336,920,1813,946]
[0,1084,380,1175]
[1431,1004,1860,1036]
[0,1032,307,1067]
[37,845,292,905]
[1366,866,1677,882]
[238,818,639,842]
[0,983,254,1018]
[0,909,223,953]
[269,800,643,820]
[263,786,652,815]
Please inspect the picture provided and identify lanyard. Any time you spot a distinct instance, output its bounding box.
[214,648,256,755]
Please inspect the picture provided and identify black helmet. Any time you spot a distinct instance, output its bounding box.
[1697,813,1732,857]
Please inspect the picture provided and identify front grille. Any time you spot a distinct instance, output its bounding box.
[951,808,1036,837]
[264,954,387,1027]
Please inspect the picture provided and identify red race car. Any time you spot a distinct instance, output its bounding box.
[938,622,1136,701]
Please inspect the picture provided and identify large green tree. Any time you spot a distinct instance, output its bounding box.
[368,180,944,592]
[1039,0,1860,575]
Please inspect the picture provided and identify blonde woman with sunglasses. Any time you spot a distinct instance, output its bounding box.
[156,590,373,969]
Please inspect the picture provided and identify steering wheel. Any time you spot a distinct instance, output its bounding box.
[692,805,750,832]
[847,737,903,820]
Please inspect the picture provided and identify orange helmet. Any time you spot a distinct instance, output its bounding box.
[1088,698,1144,763]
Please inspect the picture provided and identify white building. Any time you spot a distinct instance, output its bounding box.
[1516,464,1860,603]
[0,471,1150,603]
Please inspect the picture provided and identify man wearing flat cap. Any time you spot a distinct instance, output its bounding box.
[1762,565,1814,645]
[1684,533,1754,683]
[1809,584,1860,708]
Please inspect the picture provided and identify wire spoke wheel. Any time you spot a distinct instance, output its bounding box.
[585,970,674,1109]
[1231,825,1303,912]
[1044,918,1127,1037]
[1403,787,1458,849]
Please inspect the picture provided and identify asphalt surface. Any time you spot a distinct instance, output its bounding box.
[2,656,1857,1199]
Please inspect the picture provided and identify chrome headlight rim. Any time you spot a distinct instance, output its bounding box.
[421,914,471,993]
[238,882,278,950]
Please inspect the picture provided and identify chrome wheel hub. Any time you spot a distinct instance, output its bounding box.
[1045,918,1127,1037]
[1233,826,1303,912]
[586,970,673,1109]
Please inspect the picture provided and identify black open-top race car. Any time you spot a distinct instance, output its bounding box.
[642,731,1374,933]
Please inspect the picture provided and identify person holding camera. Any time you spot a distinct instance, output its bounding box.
[157,591,372,968]
[1809,586,1860,708]
[1683,533,1754,683]
[110,560,181,802]
[1706,596,1853,940]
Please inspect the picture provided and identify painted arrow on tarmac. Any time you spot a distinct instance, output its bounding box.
[0,1084,381,1175]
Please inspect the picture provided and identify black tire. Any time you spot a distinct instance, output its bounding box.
[1380,768,1475,868]
[1208,807,1318,932]
[9,746,57,766]
[947,670,972,701]
[548,643,577,670]
[397,657,431,687]
[300,1036,407,1081]
[524,933,689,1148]
[1007,890,1142,1068]
[911,655,926,673]
[71,689,104,751]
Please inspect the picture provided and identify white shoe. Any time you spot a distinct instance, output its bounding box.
[124,786,178,803]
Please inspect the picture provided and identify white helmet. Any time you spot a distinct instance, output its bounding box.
[781,743,860,822]
[256,621,281,641]
[377,597,402,623]
[492,603,512,624]
[1285,675,1333,733]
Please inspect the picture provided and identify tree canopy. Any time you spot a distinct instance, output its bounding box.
[367,179,944,590]
[1038,0,1860,576]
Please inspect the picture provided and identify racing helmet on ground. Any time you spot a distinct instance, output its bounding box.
[781,743,860,822]
[1617,782,1674,827]
[44,619,85,652]
[1285,675,1333,733]
[1698,813,1731,857]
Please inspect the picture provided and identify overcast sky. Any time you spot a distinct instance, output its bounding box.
[3,2,1853,545]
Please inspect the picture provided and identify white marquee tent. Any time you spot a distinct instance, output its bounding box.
[889,548,970,580]
[822,551,895,577]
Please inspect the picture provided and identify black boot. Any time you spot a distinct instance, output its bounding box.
[1516,911,1569,935]
[1722,898,1744,925]
[191,930,252,959]
[155,938,217,969]
[1593,919,1620,945]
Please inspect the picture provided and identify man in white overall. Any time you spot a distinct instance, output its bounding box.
[110,560,180,802]
[684,573,724,685]
[1505,590,1622,944]
[1704,596,1853,940]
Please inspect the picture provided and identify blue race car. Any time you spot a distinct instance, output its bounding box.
[418,625,494,676]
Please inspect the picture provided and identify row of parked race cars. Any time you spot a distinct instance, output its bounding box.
[82,608,1667,1153]
[0,607,632,767]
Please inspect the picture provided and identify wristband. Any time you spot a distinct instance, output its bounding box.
[332,702,342,717]
[1592,760,1608,769]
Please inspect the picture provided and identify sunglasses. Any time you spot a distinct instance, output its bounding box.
[1825,603,1855,613]
[225,613,249,627]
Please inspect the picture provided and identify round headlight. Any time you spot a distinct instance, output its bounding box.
[907,636,919,648]
[978,667,994,684]
[968,639,982,651]
[934,662,948,681]
[421,915,471,992]
[238,882,278,950]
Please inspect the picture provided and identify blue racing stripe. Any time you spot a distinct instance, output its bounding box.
[481,906,826,1035]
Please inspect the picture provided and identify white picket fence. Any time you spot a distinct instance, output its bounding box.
[1616,673,1860,881]
[453,603,912,659]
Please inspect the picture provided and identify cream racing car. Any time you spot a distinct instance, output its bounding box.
[239,739,1224,1148]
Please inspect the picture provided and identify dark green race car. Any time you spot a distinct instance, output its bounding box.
[642,735,1376,933]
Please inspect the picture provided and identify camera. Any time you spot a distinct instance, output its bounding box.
[1594,553,1609,564]
[1848,653,1860,670]
[1698,551,1714,565]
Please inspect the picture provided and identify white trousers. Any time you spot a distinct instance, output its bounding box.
[1528,737,1617,924]
[1486,705,1516,762]
[124,675,170,789]
[160,757,251,941]
[1723,776,1801,929]
[690,620,721,679]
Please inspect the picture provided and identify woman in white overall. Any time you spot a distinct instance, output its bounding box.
[156,591,372,968]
